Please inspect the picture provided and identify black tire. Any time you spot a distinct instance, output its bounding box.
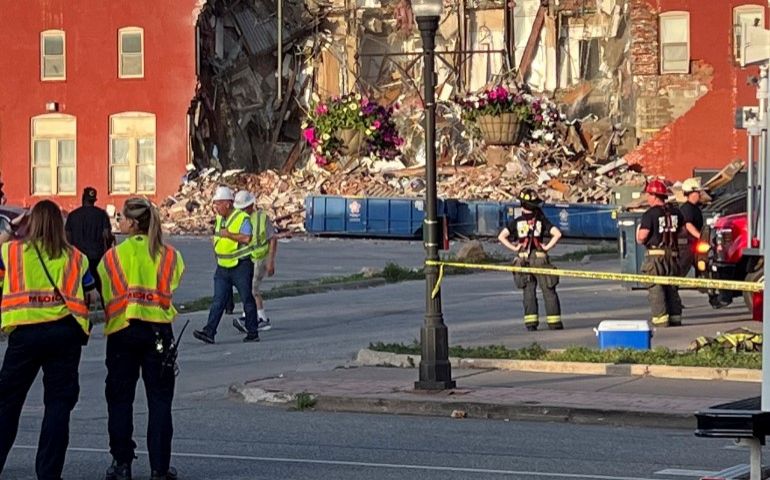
[743,268,764,313]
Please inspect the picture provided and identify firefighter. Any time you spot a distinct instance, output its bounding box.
[637,179,685,327]
[498,188,563,331]
[677,177,704,276]
[100,198,185,480]
[0,200,95,480]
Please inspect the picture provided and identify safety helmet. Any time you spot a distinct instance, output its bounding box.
[518,188,542,209]
[644,178,669,197]
[212,186,235,202]
[682,177,702,194]
[233,190,256,209]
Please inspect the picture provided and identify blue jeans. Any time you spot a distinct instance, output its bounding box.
[204,260,259,337]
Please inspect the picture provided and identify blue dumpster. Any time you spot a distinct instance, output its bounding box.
[453,201,505,237]
[504,202,618,239]
[304,195,457,238]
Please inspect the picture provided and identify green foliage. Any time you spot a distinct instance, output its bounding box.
[295,392,317,411]
[368,342,762,369]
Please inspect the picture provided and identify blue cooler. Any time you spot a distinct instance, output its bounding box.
[594,320,652,350]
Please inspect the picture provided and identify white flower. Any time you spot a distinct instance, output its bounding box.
[544,132,555,142]
[531,129,543,139]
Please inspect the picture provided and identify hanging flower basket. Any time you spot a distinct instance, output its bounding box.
[476,112,522,145]
[336,127,365,156]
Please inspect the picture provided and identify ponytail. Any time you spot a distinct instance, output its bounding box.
[123,197,165,259]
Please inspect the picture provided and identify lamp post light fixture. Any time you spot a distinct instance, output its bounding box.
[414,0,455,391]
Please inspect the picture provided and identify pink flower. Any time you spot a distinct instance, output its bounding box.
[534,114,543,123]
[315,155,328,166]
[372,120,381,129]
[303,127,316,143]
[315,104,328,116]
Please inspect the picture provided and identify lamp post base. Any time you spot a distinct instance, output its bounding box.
[414,322,456,390]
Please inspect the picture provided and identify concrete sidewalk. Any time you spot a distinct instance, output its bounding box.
[230,365,760,429]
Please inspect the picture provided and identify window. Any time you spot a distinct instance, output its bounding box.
[31,114,77,195]
[109,113,156,194]
[659,12,690,74]
[41,30,65,81]
[118,27,144,78]
[734,5,765,62]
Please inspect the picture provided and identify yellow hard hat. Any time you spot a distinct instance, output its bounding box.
[682,178,702,193]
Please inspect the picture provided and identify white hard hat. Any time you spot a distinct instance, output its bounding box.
[682,178,702,193]
[212,186,234,202]
[233,190,255,209]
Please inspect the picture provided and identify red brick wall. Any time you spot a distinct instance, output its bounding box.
[627,0,766,180]
[0,0,198,210]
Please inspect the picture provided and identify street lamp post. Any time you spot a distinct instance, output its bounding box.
[413,0,455,391]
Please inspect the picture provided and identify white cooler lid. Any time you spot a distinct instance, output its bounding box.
[596,320,650,332]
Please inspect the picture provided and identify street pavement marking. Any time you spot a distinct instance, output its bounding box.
[655,469,717,477]
[14,444,662,480]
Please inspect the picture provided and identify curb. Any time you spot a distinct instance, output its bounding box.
[265,277,387,298]
[228,383,694,430]
[355,349,761,383]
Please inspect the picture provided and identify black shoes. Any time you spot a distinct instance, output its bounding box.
[243,333,260,342]
[193,330,215,344]
[525,324,538,332]
[151,467,178,480]
[105,461,132,480]
[547,322,564,330]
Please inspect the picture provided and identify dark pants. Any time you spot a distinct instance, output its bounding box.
[641,253,683,325]
[204,259,258,337]
[105,321,175,473]
[514,252,561,326]
[0,317,83,480]
[677,242,694,277]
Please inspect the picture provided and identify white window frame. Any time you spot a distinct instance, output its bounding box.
[109,112,156,195]
[659,11,690,74]
[118,27,145,79]
[734,5,766,63]
[40,30,66,81]
[30,114,77,196]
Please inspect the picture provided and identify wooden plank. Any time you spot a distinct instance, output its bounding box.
[516,1,548,83]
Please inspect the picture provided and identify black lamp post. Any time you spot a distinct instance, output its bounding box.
[414,0,455,391]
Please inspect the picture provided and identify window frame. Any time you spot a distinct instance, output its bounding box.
[734,5,766,63]
[109,112,157,195]
[40,30,66,81]
[118,27,145,79]
[659,11,690,75]
[30,114,77,196]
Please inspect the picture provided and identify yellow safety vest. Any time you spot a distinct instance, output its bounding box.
[99,236,185,335]
[250,211,269,261]
[213,209,253,268]
[0,241,90,335]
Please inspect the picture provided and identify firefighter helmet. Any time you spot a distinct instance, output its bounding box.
[644,178,669,197]
[518,188,542,209]
[682,177,702,193]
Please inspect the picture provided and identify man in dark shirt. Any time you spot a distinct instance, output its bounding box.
[677,177,704,276]
[637,179,684,327]
[498,188,563,331]
[65,187,115,298]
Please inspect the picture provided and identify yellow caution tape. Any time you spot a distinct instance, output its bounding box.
[424,260,763,298]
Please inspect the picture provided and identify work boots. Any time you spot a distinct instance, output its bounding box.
[151,467,178,480]
[105,461,132,480]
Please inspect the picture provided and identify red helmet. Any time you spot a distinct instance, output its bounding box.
[644,178,669,196]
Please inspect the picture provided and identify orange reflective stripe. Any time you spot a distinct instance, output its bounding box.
[106,297,128,317]
[7,242,23,293]
[104,249,128,297]
[63,250,83,296]
[156,248,176,308]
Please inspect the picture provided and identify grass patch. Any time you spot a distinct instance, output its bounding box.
[368,341,761,369]
[295,392,317,411]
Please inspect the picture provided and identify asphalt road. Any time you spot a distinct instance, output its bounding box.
[2,399,755,480]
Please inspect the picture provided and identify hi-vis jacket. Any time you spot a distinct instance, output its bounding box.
[213,209,253,267]
[0,241,90,334]
[250,210,269,261]
[98,235,185,335]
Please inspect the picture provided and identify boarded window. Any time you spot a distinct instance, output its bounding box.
[660,12,690,74]
[734,5,765,62]
[119,28,144,78]
[109,113,156,194]
[41,30,65,80]
[31,115,77,195]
